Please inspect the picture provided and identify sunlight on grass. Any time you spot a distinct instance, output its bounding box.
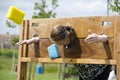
[0,69,17,80]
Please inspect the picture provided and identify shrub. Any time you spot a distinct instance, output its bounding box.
[0,49,18,58]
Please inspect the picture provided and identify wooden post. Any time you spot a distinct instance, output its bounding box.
[62,63,66,80]
[17,20,29,80]
[116,16,120,80]
[58,63,61,80]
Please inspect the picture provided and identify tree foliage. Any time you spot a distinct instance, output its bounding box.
[32,0,59,18]
[11,36,19,46]
[6,20,19,45]
[6,20,16,28]
[109,0,120,14]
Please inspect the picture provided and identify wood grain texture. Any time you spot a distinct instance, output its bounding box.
[17,21,27,80]
[18,16,120,80]
[27,16,116,59]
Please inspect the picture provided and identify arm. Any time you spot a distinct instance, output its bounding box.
[107,70,116,80]
[84,30,108,43]
[17,37,39,45]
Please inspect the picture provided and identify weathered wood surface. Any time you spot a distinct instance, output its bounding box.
[18,16,120,80]
[17,20,27,80]
[20,58,116,64]
[26,16,116,59]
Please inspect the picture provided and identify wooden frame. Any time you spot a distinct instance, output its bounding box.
[17,16,120,80]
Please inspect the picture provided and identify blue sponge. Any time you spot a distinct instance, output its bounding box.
[47,44,60,59]
[36,65,42,74]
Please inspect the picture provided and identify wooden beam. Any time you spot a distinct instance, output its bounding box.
[17,20,28,80]
[20,58,116,65]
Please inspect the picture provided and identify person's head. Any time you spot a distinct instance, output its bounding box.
[50,25,70,45]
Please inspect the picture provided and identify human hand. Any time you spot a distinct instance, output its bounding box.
[84,30,99,43]
[84,30,108,43]
[16,37,40,45]
[16,40,30,45]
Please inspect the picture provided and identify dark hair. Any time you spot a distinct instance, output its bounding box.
[50,25,67,42]
[50,25,76,47]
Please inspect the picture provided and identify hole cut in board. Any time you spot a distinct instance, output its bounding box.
[102,21,112,27]
[33,34,39,37]
[33,34,40,57]
[32,23,39,27]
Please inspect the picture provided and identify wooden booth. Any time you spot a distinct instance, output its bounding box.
[17,16,120,80]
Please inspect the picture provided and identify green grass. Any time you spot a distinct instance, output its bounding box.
[0,69,17,80]
[0,56,59,80]
[0,56,17,80]
[0,56,17,70]
[0,69,58,80]
[0,56,61,80]
[0,49,79,80]
[0,69,59,80]
[29,73,59,80]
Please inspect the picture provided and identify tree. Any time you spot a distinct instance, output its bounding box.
[6,20,19,47]
[6,20,19,72]
[11,36,19,46]
[6,20,16,28]
[109,0,120,14]
[32,0,59,18]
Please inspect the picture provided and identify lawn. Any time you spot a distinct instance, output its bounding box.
[0,69,17,80]
[0,69,79,80]
[0,56,59,80]
[0,56,17,80]
[0,51,79,80]
[0,69,59,80]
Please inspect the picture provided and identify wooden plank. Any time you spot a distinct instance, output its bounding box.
[20,58,116,65]
[117,53,120,80]
[27,38,114,59]
[17,21,25,80]
[23,20,29,57]
[116,16,120,80]
[17,20,27,80]
[27,16,116,59]
[28,16,116,38]
[19,62,27,80]
[118,16,120,80]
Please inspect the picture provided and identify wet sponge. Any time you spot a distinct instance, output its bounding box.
[6,6,25,24]
[47,44,60,59]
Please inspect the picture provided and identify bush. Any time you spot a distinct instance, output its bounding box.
[0,49,18,58]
